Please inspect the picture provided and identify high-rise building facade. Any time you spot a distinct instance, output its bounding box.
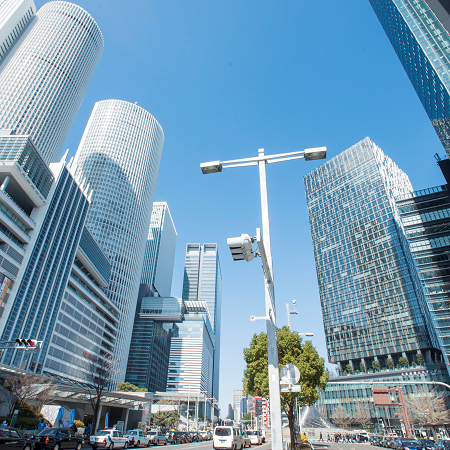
[166,300,215,397]
[396,172,450,374]
[304,137,439,371]
[0,1,103,164]
[0,0,35,63]
[180,243,222,400]
[0,126,118,384]
[74,99,164,378]
[369,0,450,157]
[305,138,450,427]
[44,227,118,383]
[0,154,91,372]
[125,294,183,392]
[233,388,243,421]
[141,202,177,298]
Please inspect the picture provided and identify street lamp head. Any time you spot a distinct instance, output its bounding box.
[304,333,314,336]
[304,147,327,161]
[200,160,223,174]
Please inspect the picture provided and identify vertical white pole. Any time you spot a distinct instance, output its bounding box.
[196,391,200,432]
[187,388,190,432]
[258,148,283,450]
[286,304,291,329]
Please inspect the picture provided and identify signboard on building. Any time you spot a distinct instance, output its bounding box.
[372,387,390,405]
[0,274,10,306]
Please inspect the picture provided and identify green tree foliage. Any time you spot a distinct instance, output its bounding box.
[345,364,352,374]
[416,353,424,365]
[242,413,252,422]
[151,400,180,429]
[359,361,365,373]
[243,326,328,449]
[398,357,408,368]
[372,360,379,371]
[152,409,180,429]
[386,358,394,369]
[116,381,147,392]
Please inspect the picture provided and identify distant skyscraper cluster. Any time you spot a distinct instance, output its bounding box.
[0,0,221,430]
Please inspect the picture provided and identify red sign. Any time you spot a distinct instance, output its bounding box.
[372,387,390,405]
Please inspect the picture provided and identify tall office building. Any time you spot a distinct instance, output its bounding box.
[125,202,177,390]
[233,388,243,420]
[304,137,438,370]
[125,295,183,392]
[369,0,450,157]
[166,300,215,396]
[0,1,103,164]
[74,99,164,377]
[0,0,35,63]
[141,202,177,298]
[396,158,450,376]
[181,243,222,400]
[305,138,450,427]
[0,150,91,371]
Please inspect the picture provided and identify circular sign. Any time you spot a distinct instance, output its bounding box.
[280,364,300,385]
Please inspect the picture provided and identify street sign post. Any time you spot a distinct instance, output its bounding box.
[280,364,301,392]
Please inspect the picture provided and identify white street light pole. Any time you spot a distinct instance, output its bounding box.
[201,146,326,450]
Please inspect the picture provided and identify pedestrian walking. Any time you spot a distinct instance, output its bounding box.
[38,419,46,433]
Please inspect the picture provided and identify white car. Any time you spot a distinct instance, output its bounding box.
[90,430,129,449]
[213,426,244,450]
[123,430,150,447]
[246,431,262,446]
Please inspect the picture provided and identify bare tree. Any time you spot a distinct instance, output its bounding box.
[352,402,371,428]
[35,383,56,414]
[331,404,352,429]
[4,373,54,417]
[82,353,119,432]
[406,386,450,425]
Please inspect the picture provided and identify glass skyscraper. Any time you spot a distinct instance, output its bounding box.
[396,170,450,374]
[369,0,450,157]
[0,158,91,371]
[74,99,165,378]
[304,137,439,372]
[305,138,450,427]
[0,1,103,164]
[169,243,222,400]
[141,202,177,298]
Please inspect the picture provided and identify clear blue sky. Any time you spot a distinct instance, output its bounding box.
[35,0,447,414]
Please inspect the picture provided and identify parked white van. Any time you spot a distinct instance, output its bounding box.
[213,426,244,450]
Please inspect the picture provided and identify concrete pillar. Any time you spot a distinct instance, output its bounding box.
[124,408,130,431]
[349,360,355,372]
[1,175,10,191]
[360,359,367,372]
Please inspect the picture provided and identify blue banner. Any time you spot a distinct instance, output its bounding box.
[58,407,64,427]
[105,412,109,429]
[69,409,75,426]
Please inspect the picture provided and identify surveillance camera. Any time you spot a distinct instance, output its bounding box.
[292,299,297,305]
[250,315,256,322]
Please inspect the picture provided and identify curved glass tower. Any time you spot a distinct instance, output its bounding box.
[0,1,103,164]
[73,99,164,377]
